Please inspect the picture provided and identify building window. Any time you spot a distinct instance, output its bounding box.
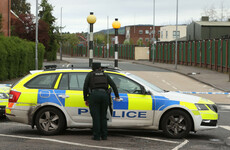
[166,31,168,39]
[145,30,149,34]
[145,38,149,42]
[139,38,143,41]
[173,31,180,39]
[161,31,163,39]
[139,30,143,34]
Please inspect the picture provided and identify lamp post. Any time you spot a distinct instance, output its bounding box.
[35,0,39,70]
[60,7,63,61]
[152,0,155,64]
[112,18,121,68]
[175,0,179,69]
[87,12,96,67]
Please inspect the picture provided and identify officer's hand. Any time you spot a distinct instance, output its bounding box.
[115,97,121,102]
[85,101,89,106]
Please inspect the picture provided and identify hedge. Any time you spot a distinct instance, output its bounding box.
[0,36,45,81]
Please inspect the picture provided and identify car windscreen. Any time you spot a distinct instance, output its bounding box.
[127,74,164,93]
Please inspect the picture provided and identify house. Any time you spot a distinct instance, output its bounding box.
[0,0,11,36]
[187,16,230,41]
[159,25,187,42]
[125,25,161,46]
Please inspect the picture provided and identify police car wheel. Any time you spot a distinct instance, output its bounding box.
[35,107,65,135]
[161,109,192,139]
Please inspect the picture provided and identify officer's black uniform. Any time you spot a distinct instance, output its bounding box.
[83,62,119,140]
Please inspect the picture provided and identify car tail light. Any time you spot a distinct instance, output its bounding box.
[9,90,21,103]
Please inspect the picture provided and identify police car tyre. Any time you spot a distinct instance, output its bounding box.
[161,109,192,139]
[35,107,66,135]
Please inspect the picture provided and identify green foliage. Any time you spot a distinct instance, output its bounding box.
[94,33,106,45]
[0,36,45,81]
[62,34,79,48]
[11,0,31,15]
[137,39,144,46]
[39,0,58,61]
[123,39,134,45]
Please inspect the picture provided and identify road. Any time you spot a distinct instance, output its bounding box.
[0,57,230,150]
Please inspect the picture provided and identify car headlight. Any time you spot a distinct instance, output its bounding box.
[195,104,209,110]
[206,104,218,113]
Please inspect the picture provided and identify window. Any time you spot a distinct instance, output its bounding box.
[161,31,163,39]
[108,74,142,94]
[139,30,143,34]
[145,30,149,34]
[58,74,69,90]
[166,31,168,39]
[145,38,149,42]
[25,74,59,89]
[173,31,180,39]
[69,73,87,90]
[58,73,87,90]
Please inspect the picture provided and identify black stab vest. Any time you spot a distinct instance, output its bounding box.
[89,70,108,90]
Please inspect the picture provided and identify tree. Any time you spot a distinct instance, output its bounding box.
[11,14,49,48]
[62,33,79,48]
[11,0,31,15]
[201,2,230,21]
[94,33,106,45]
[39,0,58,61]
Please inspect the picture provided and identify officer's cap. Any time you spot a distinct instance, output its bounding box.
[92,62,101,70]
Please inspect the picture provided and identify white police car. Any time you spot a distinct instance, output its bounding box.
[6,66,218,138]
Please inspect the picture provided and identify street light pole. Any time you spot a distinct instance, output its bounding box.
[35,0,39,70]
[107,16,109,58]
[60,7,62,61]
[112,18,121,68]
[175,0,179,69]
[152,0,155,64]
[87,12,96,67]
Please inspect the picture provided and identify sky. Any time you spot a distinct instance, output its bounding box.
[27,0,230,33]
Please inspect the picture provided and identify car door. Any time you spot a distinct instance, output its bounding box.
[108,73,154,127]
[56,72,91,123]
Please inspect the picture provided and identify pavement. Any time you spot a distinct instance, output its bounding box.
[132,60,230,93]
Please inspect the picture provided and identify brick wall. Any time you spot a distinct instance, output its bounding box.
[127,25,161,46]
[0,0,11,36]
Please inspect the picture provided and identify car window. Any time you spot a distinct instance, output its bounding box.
[108,74,142,94]
[25,74,59,89]
[58,74,69,90]
[58,73,87,90]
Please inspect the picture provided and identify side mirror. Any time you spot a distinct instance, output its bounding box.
[141,87,150,95]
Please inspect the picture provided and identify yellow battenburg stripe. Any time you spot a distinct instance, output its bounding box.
[65,90,86,107]
[128,94,152,110]
[199,111,218,120]
[180,101,197,110]
[16,89,38,106]
[54,74,62,89]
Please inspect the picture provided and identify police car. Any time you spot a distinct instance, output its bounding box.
[6,65,218,138]
[0,84,10,117]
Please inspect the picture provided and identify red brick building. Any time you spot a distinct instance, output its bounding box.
[125,25,161,46]
[0,0,11,36]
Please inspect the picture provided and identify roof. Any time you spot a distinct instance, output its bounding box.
[196,21,230,26]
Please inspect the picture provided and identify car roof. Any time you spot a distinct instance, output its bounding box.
[29,65,129,76]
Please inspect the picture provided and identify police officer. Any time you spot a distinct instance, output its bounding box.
[83,62,120,140]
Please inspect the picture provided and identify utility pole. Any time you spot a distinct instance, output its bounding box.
[35,0,39,70]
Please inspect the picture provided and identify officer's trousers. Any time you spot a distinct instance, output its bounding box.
[89,90,109,139]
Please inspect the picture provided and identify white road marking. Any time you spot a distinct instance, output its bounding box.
[0,134,125,150]
[124,135,179,144]
[218,105,230,110]
[220,126,230,131]
[162,80,178,90]
[172,139,189,150]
